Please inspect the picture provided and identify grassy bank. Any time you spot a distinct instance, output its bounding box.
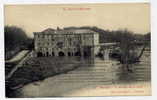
[5,50,30,77]
[6,56,82,97]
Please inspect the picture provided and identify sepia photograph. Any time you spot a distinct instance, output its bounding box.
[4,3,151,97]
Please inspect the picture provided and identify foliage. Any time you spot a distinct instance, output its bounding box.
[5,25,33,59]
[5,26,28,51]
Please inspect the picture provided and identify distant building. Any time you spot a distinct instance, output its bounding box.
[33,28,100,58]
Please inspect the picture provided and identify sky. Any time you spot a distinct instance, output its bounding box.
[4,3,150,37]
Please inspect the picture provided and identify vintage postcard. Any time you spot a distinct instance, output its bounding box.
[4,3,151,97]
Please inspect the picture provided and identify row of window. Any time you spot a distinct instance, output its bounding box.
[37,47,80,52]
[36,40,82,46]
[35,37,83,43]
[35,34,92,40]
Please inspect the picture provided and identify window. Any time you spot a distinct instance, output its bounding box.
[45,35,47,39]
[68,38,72,46]
[49,35,51,39]
[51,35,54,41]
[57,42,63,49]
[36,35,38,38]
[52,38,54,41]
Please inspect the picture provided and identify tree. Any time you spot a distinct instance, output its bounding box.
[4,25,31,60]
[5,25,28,51]
[116,29,147,72]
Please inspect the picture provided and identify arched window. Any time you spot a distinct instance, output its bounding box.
[58,51,65,56]
[84,51,88,57]
[75,51,81,56]
[46,52,49,56]
[37,52,43,57]
[68,52,71,56]
[52,52,55,56]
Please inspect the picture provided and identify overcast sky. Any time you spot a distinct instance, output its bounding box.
[5,3,150,37]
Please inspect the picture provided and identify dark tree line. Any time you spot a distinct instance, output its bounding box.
[5,26,27,50]
[5,25,33,60]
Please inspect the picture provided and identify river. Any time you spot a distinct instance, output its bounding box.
[12,51,151,97]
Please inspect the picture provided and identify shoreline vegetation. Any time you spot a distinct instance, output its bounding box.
[6,56,82,97]
[5,50,29,77]
[5,26,150,97]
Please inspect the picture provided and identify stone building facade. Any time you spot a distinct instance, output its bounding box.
[33,28,99,58]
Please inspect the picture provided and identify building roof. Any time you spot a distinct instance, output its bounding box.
[38,28,98,34]
[62,29,96,34]
[42,28,55,33]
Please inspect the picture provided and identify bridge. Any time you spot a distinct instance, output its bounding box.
[94,41,146,60]
[91,42,119,60]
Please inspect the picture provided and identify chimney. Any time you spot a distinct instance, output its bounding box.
[57,27,61,30]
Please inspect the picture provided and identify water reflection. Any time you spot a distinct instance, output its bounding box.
[9,51,150,97]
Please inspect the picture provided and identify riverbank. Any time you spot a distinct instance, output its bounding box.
[5,50,30,77]
[6,56,83,97]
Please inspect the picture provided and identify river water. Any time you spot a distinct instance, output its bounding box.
[12,51,151,97]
